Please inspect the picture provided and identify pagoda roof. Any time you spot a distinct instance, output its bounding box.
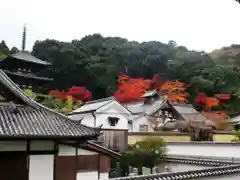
[0,70,100,139]
[4,70,53,81]
[7,51,51,66]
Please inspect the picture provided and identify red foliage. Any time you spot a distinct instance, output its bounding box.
[159,81,188,103]
[68,86,92,102]
[204,97,220,108]
[215,94,231,101]
[114,74,188,103]
[114,77,150,103]
[117,74,130,84]
[49,90,68,101]
[49,86,92,102]
[195,92,231,109]
[194,92,207,105]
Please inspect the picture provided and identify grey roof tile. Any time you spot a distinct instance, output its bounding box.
[8,51,51,65]
[0,69,100,139]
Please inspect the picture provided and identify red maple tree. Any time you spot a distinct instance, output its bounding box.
[114,75,151,102]
[194,92,231,126]
[114,74,189,103]
[49,86,92,102]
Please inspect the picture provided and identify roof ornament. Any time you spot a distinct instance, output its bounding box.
[21,24,27,52]
[9,101,19,113]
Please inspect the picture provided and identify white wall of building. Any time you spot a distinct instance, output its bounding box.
[77,171,98,180]
[29,155,54,180]
[69,101,130,130]
[131,116,154,132]
[100,172,109,179]
[167,144,240,158]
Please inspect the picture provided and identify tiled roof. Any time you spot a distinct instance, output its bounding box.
[84,141,121,158]
[173,104,198,114]
[4,70,53,81]
[141,89,157,98]
[0,70,100,139]
[71,97,113,113]
[109,164,240,180]
[7,51,51,65]
[123,97,167,115]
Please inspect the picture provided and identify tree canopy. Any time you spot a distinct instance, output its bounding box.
[1,34,240,117]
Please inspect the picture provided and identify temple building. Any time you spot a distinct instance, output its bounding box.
[0,25,53,91]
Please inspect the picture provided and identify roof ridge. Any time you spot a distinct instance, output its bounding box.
[0,69,100,135]
[8,52,51,65]
[85,96,113,104]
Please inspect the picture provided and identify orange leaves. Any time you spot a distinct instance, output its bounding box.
[114,76,150,103]
[49,86,92,103]
[159,81,188,103]
[195,92,231,110]
[205,97,220,108]
[114,74,189,103]
[117,74,130,84]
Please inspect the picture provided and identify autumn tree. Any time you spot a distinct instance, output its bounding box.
[120,137,166,175]
[114,74,152,102]
[194,92,232,130]
[159,81,188,103]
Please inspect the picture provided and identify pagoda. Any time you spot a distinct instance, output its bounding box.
[0,25,53,92]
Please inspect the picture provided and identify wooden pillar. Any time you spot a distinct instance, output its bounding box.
[75,145,78,180]
[26,140,30,180]
[97,154,100,179]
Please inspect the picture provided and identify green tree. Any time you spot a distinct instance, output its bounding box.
[120,137,166,175]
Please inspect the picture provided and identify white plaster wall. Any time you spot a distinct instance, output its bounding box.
[29,155,54,180]
[100,172,109,179]
[77,171,98,180]
[58,145,76,156]
[96,109,128,130]
[69,113,95,127]
[167,144,240,158]
[77,148,98,155]
[0,141,26,151]
[68,101,131,130]
[30,141,54,150]
[132,116,154,132]
[95,101,130,130]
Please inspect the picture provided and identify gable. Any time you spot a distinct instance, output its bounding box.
[97,100,131,116]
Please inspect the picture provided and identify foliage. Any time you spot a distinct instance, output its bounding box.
[23,88,83,115]
[2,34,240,116]
[114,74,188,103]
[159,81,188,103]
[114,74,152,102]
[120,137,166,175]
[49,86,92,102]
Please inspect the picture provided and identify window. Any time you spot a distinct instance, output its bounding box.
[139,125,148,132]
[108,117,119,126]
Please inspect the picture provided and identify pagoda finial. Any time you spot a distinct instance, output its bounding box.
[21,24,26,51]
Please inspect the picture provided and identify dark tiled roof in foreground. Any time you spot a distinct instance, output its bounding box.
[110,164,240,180]
[0,70,100,139]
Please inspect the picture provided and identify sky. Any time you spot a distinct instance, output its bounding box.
[0,0,240,52]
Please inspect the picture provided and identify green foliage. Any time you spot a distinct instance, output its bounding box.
[231,130,240,142]
[120,137,166,175]
[23,88,82,115]
[2,34,240,115]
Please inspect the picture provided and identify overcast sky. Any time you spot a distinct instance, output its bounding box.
[0,0,240,52]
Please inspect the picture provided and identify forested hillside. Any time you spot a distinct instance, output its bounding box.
[1,34,240,116]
